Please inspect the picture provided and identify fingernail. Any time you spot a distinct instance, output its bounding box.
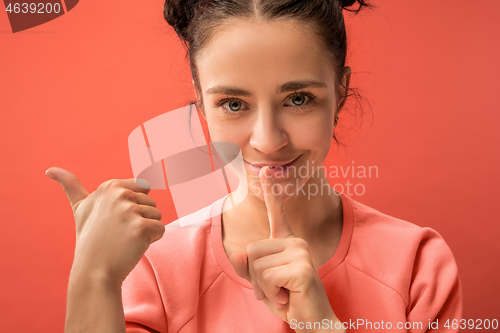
[45,169,55,180]
[253,289,259,299]
[135,178,150,189]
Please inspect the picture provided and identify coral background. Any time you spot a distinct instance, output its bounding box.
[0,0,498,330]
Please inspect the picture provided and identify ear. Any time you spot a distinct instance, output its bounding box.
[336,66,351,114]
[193,79,207,121]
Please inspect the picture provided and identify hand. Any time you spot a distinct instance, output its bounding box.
[229,166,342,332]
[46,167,165,285]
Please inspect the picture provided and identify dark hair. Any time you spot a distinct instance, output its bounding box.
[164,0,375,146]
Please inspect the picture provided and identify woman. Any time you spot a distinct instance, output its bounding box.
[48,0,462,332]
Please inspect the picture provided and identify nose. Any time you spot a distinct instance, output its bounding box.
[249,108,288,153]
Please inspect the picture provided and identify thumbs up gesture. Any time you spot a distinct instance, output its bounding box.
[46,167,165,285]
[230,166,343,332]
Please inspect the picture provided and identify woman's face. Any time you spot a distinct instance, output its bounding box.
[194,18,349,201]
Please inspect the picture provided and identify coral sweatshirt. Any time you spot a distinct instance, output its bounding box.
[122,192,462,332]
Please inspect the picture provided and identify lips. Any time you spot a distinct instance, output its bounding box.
[243,155,303,178]
[246,155,301,168]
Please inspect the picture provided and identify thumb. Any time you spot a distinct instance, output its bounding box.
[46,167,90,210]
[229,252,251,281]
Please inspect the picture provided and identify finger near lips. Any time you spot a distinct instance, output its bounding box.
[229,167,300,306]
[259,166,294,239]
[245,166,296,304]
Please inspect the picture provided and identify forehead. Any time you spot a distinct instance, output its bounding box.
[195,18,336,93]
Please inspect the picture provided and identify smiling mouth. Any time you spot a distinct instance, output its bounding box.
[243,155,302,176]
[245,155,301,168]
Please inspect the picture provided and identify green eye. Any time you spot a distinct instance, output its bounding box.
[215,90,317,116]
[217,97,245,116]
[291,94,307,106]
[227,100,242,112]
[287,91,316,110]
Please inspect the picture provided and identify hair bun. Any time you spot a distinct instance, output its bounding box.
[164,0,199,41]
[338,0,372,13]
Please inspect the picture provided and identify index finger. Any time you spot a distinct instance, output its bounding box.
[259,166,294,239]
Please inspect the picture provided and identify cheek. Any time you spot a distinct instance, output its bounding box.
[206,116,247,145]
[290,115,333,150]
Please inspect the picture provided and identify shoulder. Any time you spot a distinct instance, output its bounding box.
[343,195,461,308]
[349,196,424,237]
[347,196,449,256]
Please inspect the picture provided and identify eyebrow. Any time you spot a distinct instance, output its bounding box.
[205,79,328,96]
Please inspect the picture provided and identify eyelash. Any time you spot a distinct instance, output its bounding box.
[215,90,317,117]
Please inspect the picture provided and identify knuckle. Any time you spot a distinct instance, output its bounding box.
[291,237,307,249]
[131,218,149,237]
[116,187,134,201]
[124,201,141,215]
[246,242,257,257]
[261,269,274,284]
[103,179,119,189]
[99,179,121,194]
[109,179,122,188]
[297,261,314,276]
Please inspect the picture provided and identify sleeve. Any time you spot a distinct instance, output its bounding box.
[406,227,463,332]
[122,254,169,333]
